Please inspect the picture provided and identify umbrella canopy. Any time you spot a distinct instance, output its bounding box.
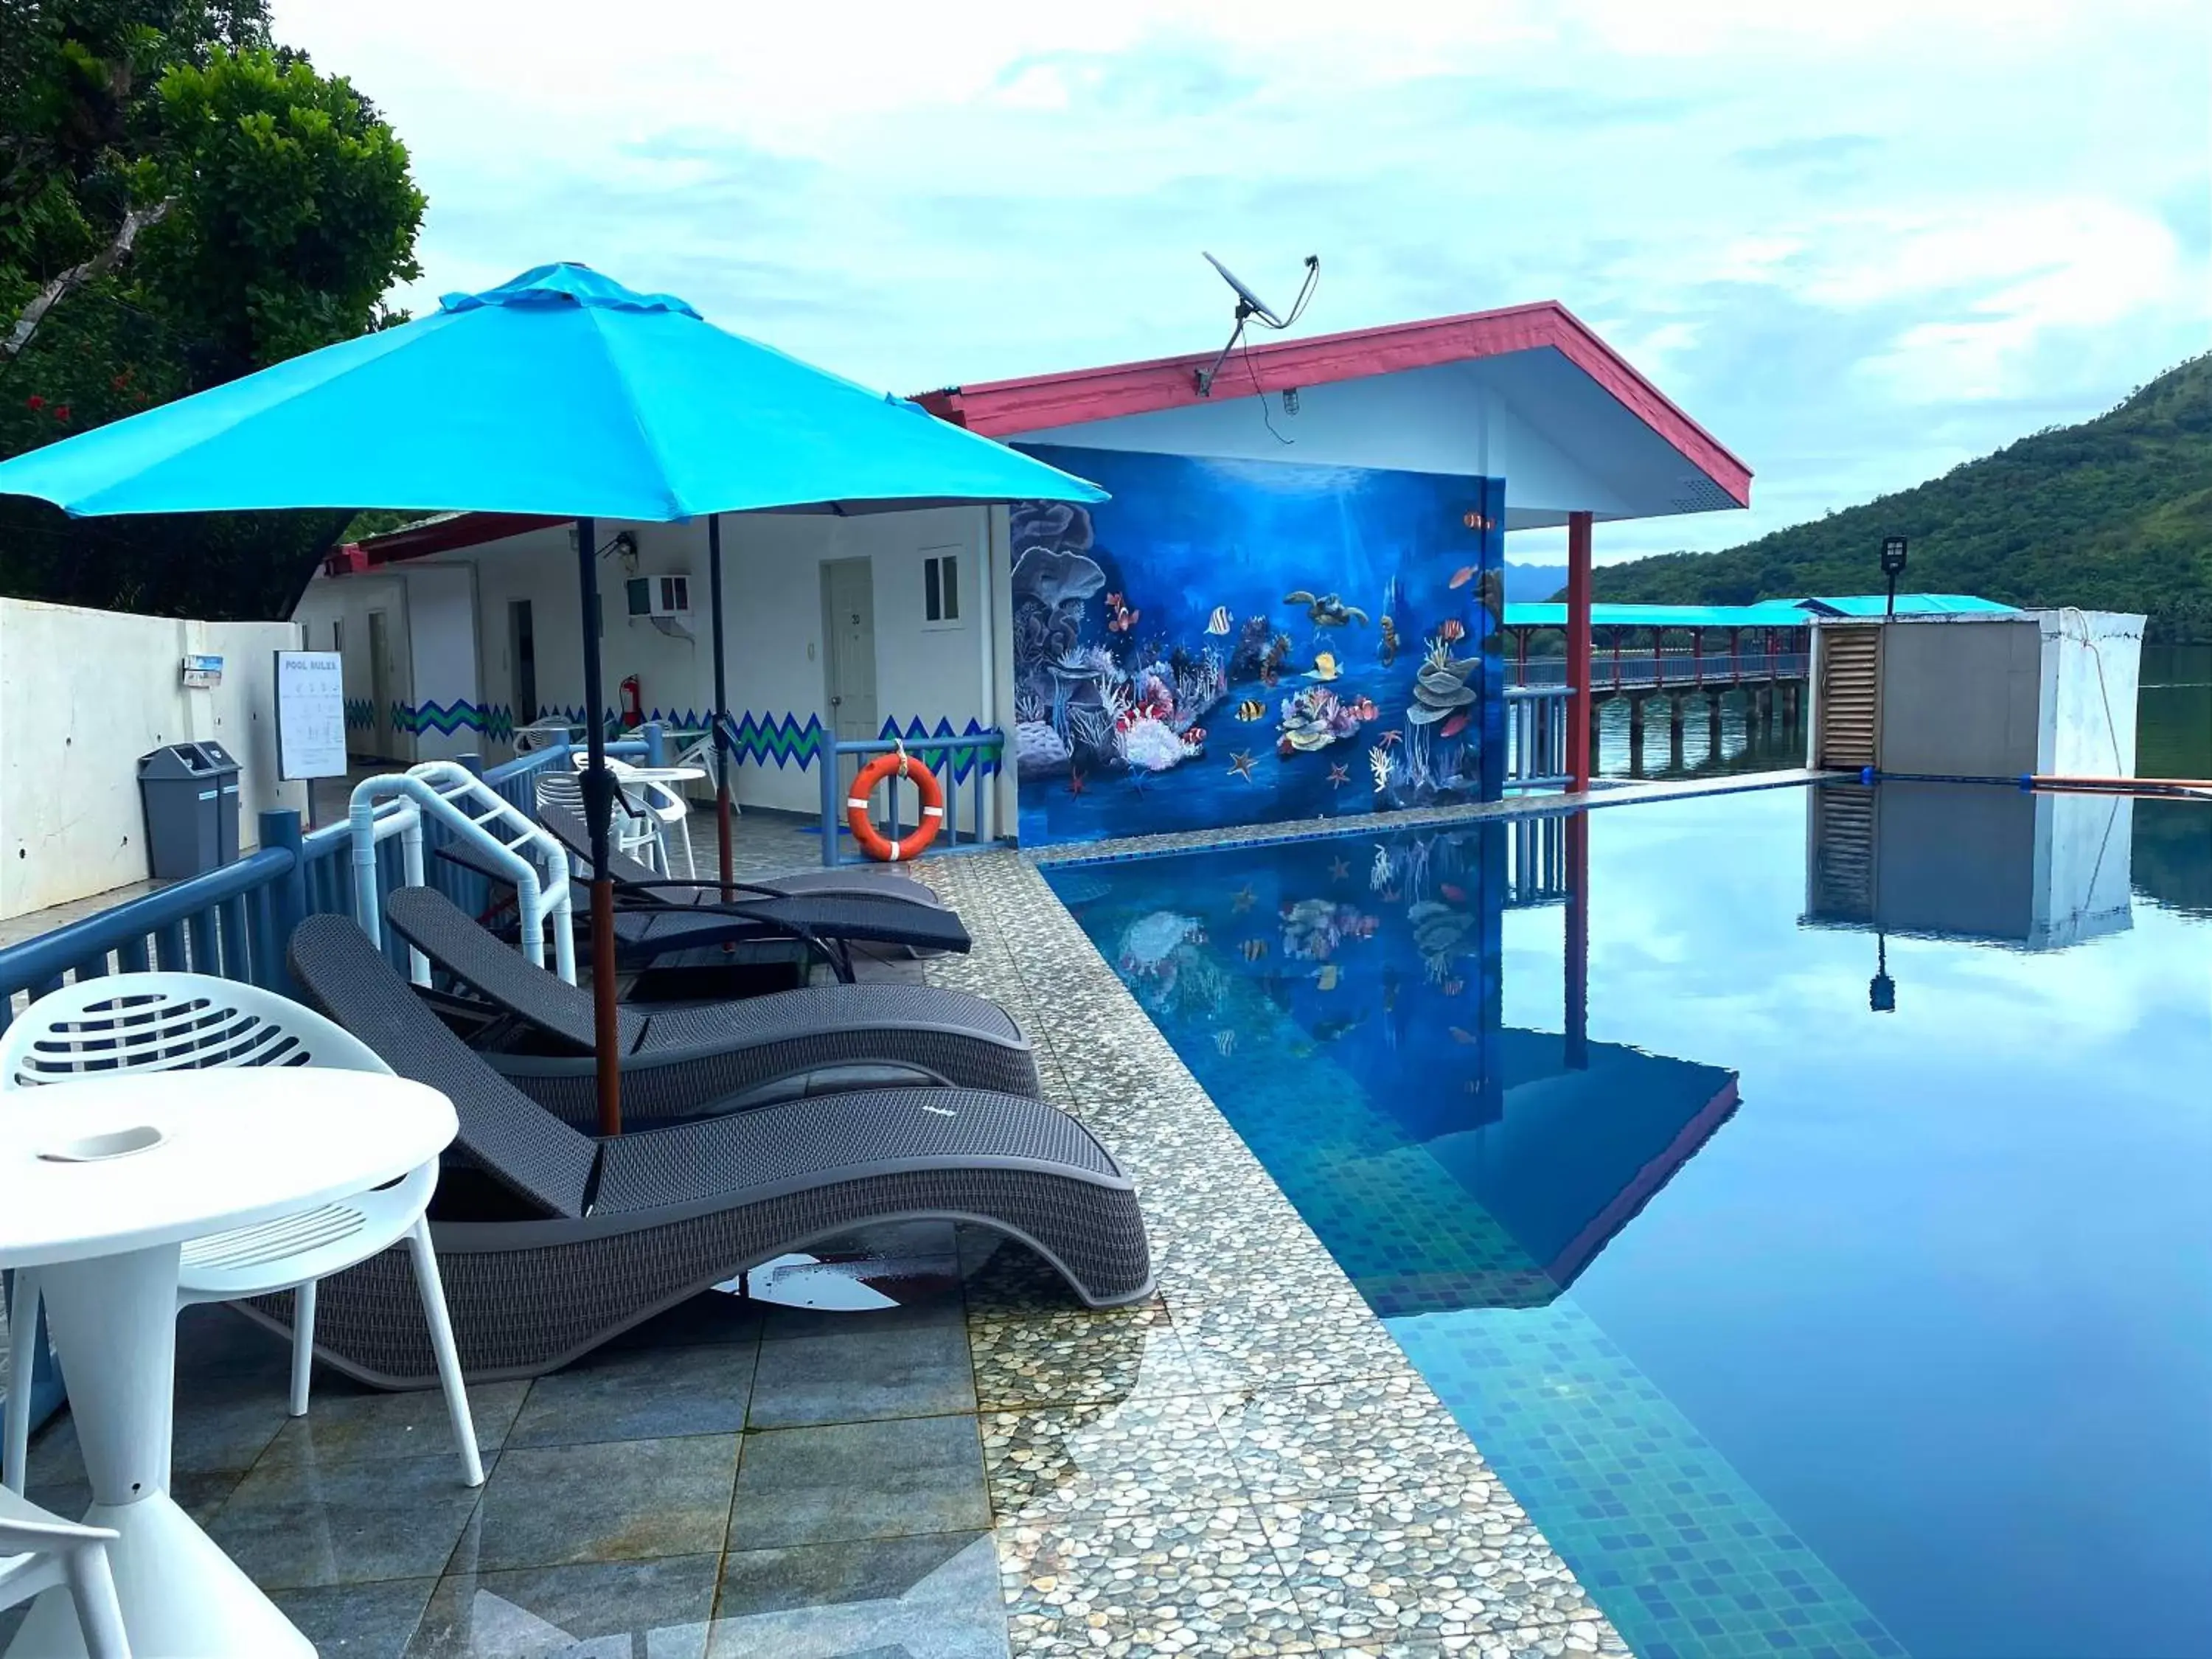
[0,262,1105,1136]
[0,262,1105,518]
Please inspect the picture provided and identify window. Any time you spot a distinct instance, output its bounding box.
[922,551,961,626]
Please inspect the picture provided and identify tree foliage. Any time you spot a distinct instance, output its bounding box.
[0,1,425,619]
[1591,356,2212,643]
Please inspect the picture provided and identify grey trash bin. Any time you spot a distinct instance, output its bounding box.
[137,742,242,880]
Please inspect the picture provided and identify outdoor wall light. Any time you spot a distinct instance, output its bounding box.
[1879,535,1907,619]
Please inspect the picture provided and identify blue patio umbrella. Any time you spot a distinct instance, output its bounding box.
[0,262,1106,1132]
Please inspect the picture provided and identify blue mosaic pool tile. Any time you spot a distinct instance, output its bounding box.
[1388,1295,1903,1659]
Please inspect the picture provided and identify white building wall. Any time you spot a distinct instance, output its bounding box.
[0,599,305,918]
[291,571,414,761]
[300,504,1003,824]
[400,564,481,762]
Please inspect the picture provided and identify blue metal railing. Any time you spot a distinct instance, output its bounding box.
[816,731,1006,867]
[0,737,574,1446]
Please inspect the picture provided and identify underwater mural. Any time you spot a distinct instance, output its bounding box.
[1007,445,1506,845]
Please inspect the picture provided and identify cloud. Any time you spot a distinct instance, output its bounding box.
[271,0,2211,556]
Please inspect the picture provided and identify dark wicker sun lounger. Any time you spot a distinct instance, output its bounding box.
[434,815,971,978]
[265,914,1152,1387]
[535,794,948,913]
[383,885,1038,1123]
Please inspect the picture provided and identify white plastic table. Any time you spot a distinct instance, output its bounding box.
[0,1068,458,1658]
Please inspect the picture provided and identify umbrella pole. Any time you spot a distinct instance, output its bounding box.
[574,515,624,1136]
[709,514,734,901]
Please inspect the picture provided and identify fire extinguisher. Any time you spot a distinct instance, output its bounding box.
[619,675,643,729]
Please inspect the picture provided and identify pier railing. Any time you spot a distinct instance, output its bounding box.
[1512,650,1809,692]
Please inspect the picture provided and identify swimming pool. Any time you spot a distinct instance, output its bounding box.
[1044,782,2212,1659]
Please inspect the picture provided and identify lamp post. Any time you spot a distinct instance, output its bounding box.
[1880,536,1908,619]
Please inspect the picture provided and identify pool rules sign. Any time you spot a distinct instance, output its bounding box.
[275,650,347,781]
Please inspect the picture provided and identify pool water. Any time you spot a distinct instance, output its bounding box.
[1045,783,2212,1659]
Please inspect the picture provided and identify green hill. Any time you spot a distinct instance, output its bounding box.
[1592,355,2212,641]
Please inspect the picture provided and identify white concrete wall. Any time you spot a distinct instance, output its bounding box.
[2043,611,2143,779]
[0,599,305,918]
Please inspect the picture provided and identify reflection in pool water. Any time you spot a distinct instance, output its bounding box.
[1046,782,2212,1659]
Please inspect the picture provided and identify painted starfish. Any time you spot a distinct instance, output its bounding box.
[1326,762,1351,788]
[1328,856,1351,882]
[1226,751,1258,782]
[1374,730,1402,749]
[1231,884,1257,914]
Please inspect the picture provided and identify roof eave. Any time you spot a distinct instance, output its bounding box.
[919,301,1752,510]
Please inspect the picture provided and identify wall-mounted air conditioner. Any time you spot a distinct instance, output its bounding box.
[625,574,694,639]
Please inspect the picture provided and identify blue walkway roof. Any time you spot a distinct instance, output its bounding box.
[1502,594,2014,630]
[1795,594,2017,617]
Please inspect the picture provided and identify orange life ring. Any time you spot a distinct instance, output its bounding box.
[846,748,944,862]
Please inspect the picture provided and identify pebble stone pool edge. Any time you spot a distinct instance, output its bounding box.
[917,844,1630,1655]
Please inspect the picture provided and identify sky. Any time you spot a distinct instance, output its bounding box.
[274,0,2210,566]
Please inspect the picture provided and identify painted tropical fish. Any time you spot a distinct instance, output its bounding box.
[1436,619,1467,643]
[1240,939,1269,961]
[1315,964,1340,991]
[1105,599,1141,633]
[1214,1029,1238,1057]
[1206,605,1234,636]
[1308,652,1340,682]
[1449,1026,1478,1045]
[1448,566,1477,590]
[1235,699,1267,720]
[1439,711,1470,740]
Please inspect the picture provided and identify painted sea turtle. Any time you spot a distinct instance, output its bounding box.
[1284,591,1370,628]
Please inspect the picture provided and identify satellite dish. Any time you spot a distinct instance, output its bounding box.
[1203,252,1287,328]
[1194,251,1320,397]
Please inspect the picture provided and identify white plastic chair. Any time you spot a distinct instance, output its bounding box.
[571,752,697,878]
[535,768,666,872]
[0,975,483,1494]
[511,717,574,755]
[0,1486,129,1658]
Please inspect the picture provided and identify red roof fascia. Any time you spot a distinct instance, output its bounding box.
[327,511,568,575]
[917,301,1751,508]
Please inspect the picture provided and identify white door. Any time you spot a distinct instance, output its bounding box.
[821,559,878,791]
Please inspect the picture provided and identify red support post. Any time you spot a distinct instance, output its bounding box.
[1566,511,1593,792]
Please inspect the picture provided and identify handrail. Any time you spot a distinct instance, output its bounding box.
[347,762,574,983]
[816,729,1006,869]
[0,842,295,1011]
